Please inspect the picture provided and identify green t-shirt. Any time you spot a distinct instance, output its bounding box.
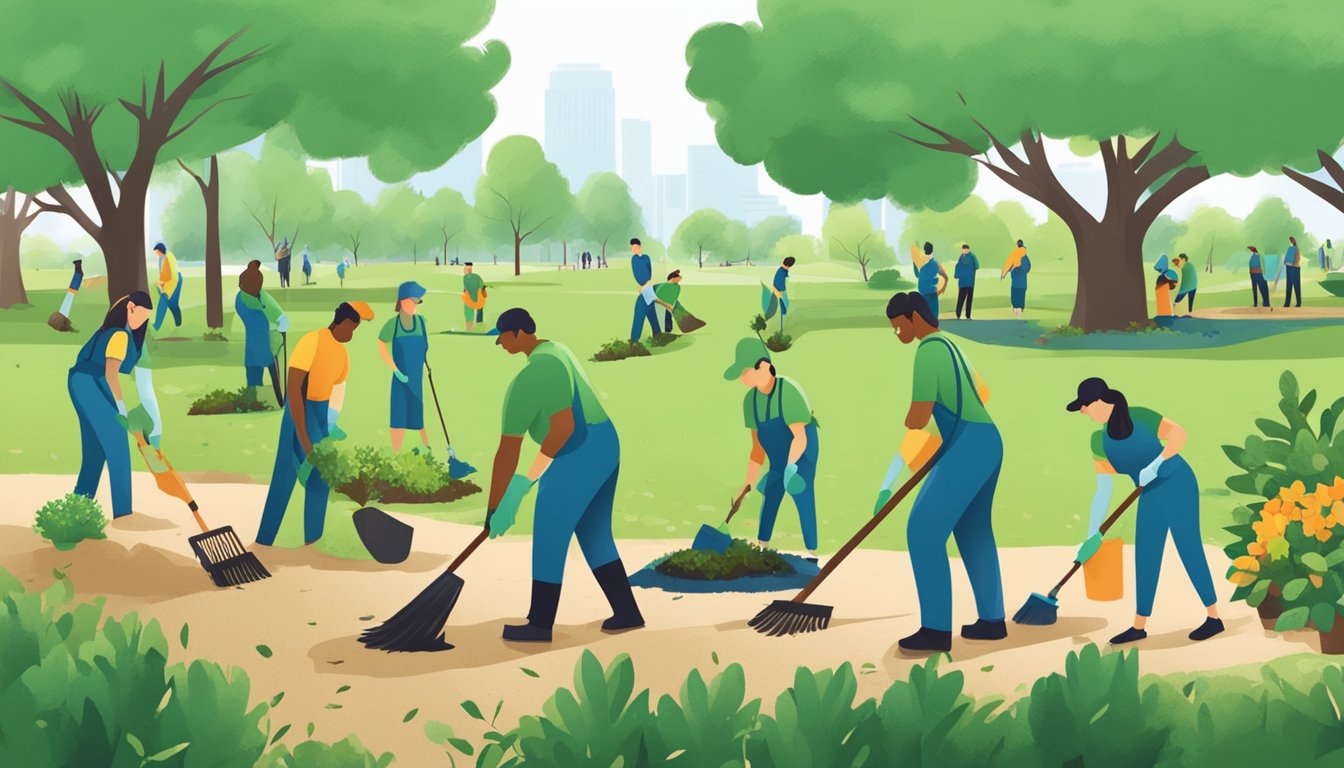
[654,282,681,306]
[1179,261,1198,292]
[1091,407,1163,460]
[911,334,992,424]
[464,272,485,301]
[742,376,814,428]
[501,341,608,444]
[378,314,424,344]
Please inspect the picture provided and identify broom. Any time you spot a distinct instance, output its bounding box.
[748,459,935,636]
[1012,486,1142,625]
[358,527,489,652]
[133,434,272,588]
[424,359,477,480]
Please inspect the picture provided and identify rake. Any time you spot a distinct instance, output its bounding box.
[359,528,489,652]
[133,434,272,588]
[748,460,935,636]
[424,359,477,480]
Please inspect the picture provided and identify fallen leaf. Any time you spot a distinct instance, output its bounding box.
[520,667,539,678]
[358,615,375,621]
[403,708,419,723]
[336,685,351,694]
[255,645,273,659]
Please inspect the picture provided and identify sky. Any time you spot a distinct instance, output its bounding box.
[28,0,1344,246]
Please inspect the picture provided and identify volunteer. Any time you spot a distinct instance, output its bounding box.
[954,243,979,319]
[914,241,948,319]
[235,260,289,404]
[1001,239,1031,318]
[629,238,659,342]
[377,281,430,452]
[654,270,684,333]
[463,262,487,331]
[152,242,183,331]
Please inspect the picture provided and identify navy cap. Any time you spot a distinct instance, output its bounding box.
[397,281,426,303]
[1066,377,1110,412]
[487,307,536,344]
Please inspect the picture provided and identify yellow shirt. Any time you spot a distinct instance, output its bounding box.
[288,328,349,401]
[104,329,129,361]
[158,251,180,296]
[1002,247,1026,273]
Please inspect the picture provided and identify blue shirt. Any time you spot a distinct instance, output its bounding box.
[954,251,978,286]
[1010,258,1029,289]
[631,253,651,286]
[1249,253,1262,272]
[917,258,941,293]
[773,266,789,292]
[1285,245,1299,268]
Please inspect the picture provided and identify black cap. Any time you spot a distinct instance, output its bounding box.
[487,307,536,344]
[630,237,641,246]
[1066,377,1109,412]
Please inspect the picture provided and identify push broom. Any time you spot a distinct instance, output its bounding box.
[1012,486,1142,625]
[425,359,477,480]
[748,459,936,636]
[358,527,489,652]
[133,434,272,587]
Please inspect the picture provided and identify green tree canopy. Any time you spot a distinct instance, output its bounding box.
[823,203,895,281]
[899,196,1009,265]
[770,233,821,265]
[576,172,644,262]
[475,136,572,275]
[671,208,731,268]
[421,187,478,265]
[746,215,801,263]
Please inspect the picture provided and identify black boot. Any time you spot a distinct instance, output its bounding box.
[960,618,1008,640]
[592,559,644,632]
[503,580,561,642]
[898,627,952,653]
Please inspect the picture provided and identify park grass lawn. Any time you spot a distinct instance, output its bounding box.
[3,256,1342,553]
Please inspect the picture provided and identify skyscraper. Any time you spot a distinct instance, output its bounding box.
[545,64,616,188]
[656,174,687,242]
[621,118,654,225]
[686,144,755,220]
[410,138,484,202]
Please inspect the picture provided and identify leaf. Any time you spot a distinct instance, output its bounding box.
[1313,603,1337,633]
[1248,579,1271,608]
[1301,389,1318,416]
[270,724,291,745]
[448,738,475,756]
[1256,418,1294,442]
[270,691,285,707]
[1303,553,1330,573]
[1280,370,1300,403]
[403,708,419,723]
[359,615,375,621]
[425,720,456,745]
[156,687,173,714]
[492,699,503,724]
[461,700,484,720]
[255,645,273,658]
[711,651,719,665]
[1268,537,1291,561]
[981,665,994,672]
[306,723,315,738]
[1276,606,1311,631]
[143,743,190,763]
[127,734,146,758]
[336,685,351,694]
[1283,578,1310,601]
[520,667,539,678]
[179,623,189,649]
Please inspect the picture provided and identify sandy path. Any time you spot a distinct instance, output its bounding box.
[0,473,1318,765]
[1192,305,1344,319]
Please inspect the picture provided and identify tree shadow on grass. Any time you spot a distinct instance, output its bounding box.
[944,317,1344,351]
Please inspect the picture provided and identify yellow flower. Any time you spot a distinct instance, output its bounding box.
[1232,555,1261,572]
[1228,571,1258,587]
[1284,480,1308,505]
[1248,541,1266,557]
[1264,498,1284,517]
[1317,527,1333,544]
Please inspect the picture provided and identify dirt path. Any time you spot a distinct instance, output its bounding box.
[1192,305,1344,319]
[1,473,1319,765]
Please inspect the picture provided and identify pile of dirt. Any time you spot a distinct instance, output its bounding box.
[591,339,651,362]
[655,539,793,581]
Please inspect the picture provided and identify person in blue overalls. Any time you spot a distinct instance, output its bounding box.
[629,238,659,342]
[235,260,289,405]
[880,292,1004,653]
[769,256,795,332]
[302,247,313,285]
[1283,236,1302,308]
[916,241,949,319]
[1066,377,1224,644]
[485,308,644,642]
[377,281,430,452]
[67,291,155,519]
[724,338,820,557]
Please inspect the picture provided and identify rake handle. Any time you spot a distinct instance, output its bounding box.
[790,458,937,604]
[424,360,454,450]
[1047,486,1143,599]
[724,485,751,526]
[447,529,490,572]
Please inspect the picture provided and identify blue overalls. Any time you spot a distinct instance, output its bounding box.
[68,326,141,517]
[1010,259,1029,309]
[753,379,820,551]
[531,355,622,584]
[907,336,1005,633]
[917,259,941,318]
[629,254,659,341]
[153,274,183,331]
[235,292,277,388]
[256,380,332,546]
[388,315,427,430]
[1100,420,1217,617]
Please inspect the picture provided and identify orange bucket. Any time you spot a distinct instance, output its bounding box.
[1082,537,1124,601]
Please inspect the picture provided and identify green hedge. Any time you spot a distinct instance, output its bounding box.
[33,493,107,550]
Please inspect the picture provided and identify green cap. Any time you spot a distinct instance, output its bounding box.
[724,337,770,380]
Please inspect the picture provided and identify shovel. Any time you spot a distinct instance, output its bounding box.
[761,283,779,320]
[691,486,752,553]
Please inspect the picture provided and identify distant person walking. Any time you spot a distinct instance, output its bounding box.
[276,241,293,288]
[654,270,684,333]
[1320,239,1334,272]
[1001,239,1031,318]
[151,242,183,332]
[914,241,948,319]
[629,238,660,342]
[1172,253,1198,315]
[463,262,487,331]
[954,243,979,319]
[1247,246,1270,307]
[302,248,313,286]
[1283,236,1302,307]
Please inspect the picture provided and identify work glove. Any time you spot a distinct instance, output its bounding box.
[754,474,771,496]
[327,408,347,442]
[394,369,409,384]
[783,463,806,495]
[149,434,162,450]
[1138,455,1166,487]
[115,400,129,430]
[872,488,894,517]
[277,314,289,333]
[297,458,321,485]
[488,474,536,539]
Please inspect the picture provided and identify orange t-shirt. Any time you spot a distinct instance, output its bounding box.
[1155,282,1173,317]
[288,328,349,401]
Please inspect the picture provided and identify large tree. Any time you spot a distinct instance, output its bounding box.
[576,172,644,264]
[823,203,895,281]
[475,136,572,276]
[746,215,800,264]
[686,0,1344,330]
[422,187,477,265]
[0,0,508,303]
[671,208,730,268]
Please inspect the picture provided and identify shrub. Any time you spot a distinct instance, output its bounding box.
[33,493,106,550]
[591,339,651,362]
[202,329,229,342]
[765,330,792,352]
[258,737,393,768]
[749,314,768,333]
[1048,324,1085,337]
[512,652,651,767]
[308,443,481,506]
[655,539,794,580]
[866,268,906,289]
[1223,371,1344,500]
[647,332,679,348]
[188,386,275,415]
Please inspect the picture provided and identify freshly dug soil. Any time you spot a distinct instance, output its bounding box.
[336,478,482,505]
[655,539,794,581]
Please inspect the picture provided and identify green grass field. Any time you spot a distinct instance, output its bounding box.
[3,255,1342,556]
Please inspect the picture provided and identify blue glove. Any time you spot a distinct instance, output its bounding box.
[327,408,347,442]
[1088,474,1114,535]
[754,474,771,496]
[783,463,806,495]
[149,434,162,450]
[277,314,289,333]
[488,474,536,538]
[1138,455,1166,487]
[872,488,893,517]
[394,369,409,384]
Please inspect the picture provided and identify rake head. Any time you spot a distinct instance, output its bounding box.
[1012,592,1059,626]
[359,569,466,652]
[188,526,272,587]
[446,455,478,480]
[747,599,833,637]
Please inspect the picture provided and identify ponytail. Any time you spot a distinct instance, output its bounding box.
[99,290,153,353]
[1101,387,1133,440]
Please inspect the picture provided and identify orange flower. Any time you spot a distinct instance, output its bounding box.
[1264,498,1285,517]
[1314,484,1335,510]
[1232,555,1261,572]
[1330,476,1344,501]
[1317,527,1333,543]
[1311,574,1325,588]
[1284,480,1308,505]
[1248,541,1266,557]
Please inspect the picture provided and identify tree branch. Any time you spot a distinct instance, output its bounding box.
[165,94,251,143]
[0,80,73,147]
[1128,134,1161,168]
[1134,137,1197,191]
[39,186,101,240]
[177,158,207,191]
[1135,165,1210,229]
[1315,149,1344,192]
[1282,164,1344,214]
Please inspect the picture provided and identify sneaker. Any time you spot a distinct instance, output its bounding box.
[960,619,1008,641]
[1188,617,1224,641]
[1108,626,1147,645]
[898,627,952,653]
[502,623,552,642]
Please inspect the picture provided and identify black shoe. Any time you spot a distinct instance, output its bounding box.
[960,619,1008,640]
[1188,617,1225,641]
[1109,626,1147,645]
[503,580,562,643]
[898,627,952,653]
[592,559,644,632]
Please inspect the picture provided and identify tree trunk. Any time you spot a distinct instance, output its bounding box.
[202,156,223,329]
[562,239,567,267]
[0,216,26,308]
[859,259,869,282]
[513,232,523,276]
[1069,217,1148,331]
[98,181,151,303]
[698,245,703,269]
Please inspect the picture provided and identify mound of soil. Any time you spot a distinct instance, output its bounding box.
[336,478,482,505]
[592,339,651,362]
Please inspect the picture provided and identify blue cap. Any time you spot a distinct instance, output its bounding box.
[1153,254,1169,273]
[153,242,166,254]
[487,307,535,343]
[397,281,426,303]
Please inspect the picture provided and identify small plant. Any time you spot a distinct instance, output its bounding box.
[765,330,792,352]
[202,329,229,342]
[1223,371,1344,500]
[189,386,275,415]
[647,332,679,348]
[656,539,795,581]
[866,268,906,289]
[1048,324,1085,337]
[1122,320,1171,334]
[33,493,106,550]
[591,338,652,362]
[309,443,481,506]
[749,314,768,333]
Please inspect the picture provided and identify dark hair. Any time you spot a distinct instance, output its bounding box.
[1177,253,1187,261]
[754,356,776,377]
[495,307,537,336]
[885,291,938,328]
[153,242,166,254]
[100,291,154,352]
[1156,272,1177,289]
[464,261,474,266]
[630,238,641,246]
[1099,387,1133,440]
[667,270,681,280]
[1016,239,1024,247]
[961,243,970,249]
[239,260,263,296]
[782,256,796,267]
[331,302,363,328]
[923,241,933,255]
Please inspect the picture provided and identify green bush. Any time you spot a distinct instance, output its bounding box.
[656,539,794,580]
[1223,370,1344,500]
[591,339,652,362]
[1048,324,1085,337]
[647,332,679,348]
[188,386,275,415]
[866,268,906,289]
[766,330,792,352]
[32,493,106,550]
[308,443,481,506]
[258,737,393,768]
[202,330,229,342]
[749,314,768,333]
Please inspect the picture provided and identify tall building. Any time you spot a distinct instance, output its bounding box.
[544,64,616,188]
[741,193,789,225]
[656,174,687,242]
[621,119,654,225]
[410,138,484,202]
[686,144,755,220]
